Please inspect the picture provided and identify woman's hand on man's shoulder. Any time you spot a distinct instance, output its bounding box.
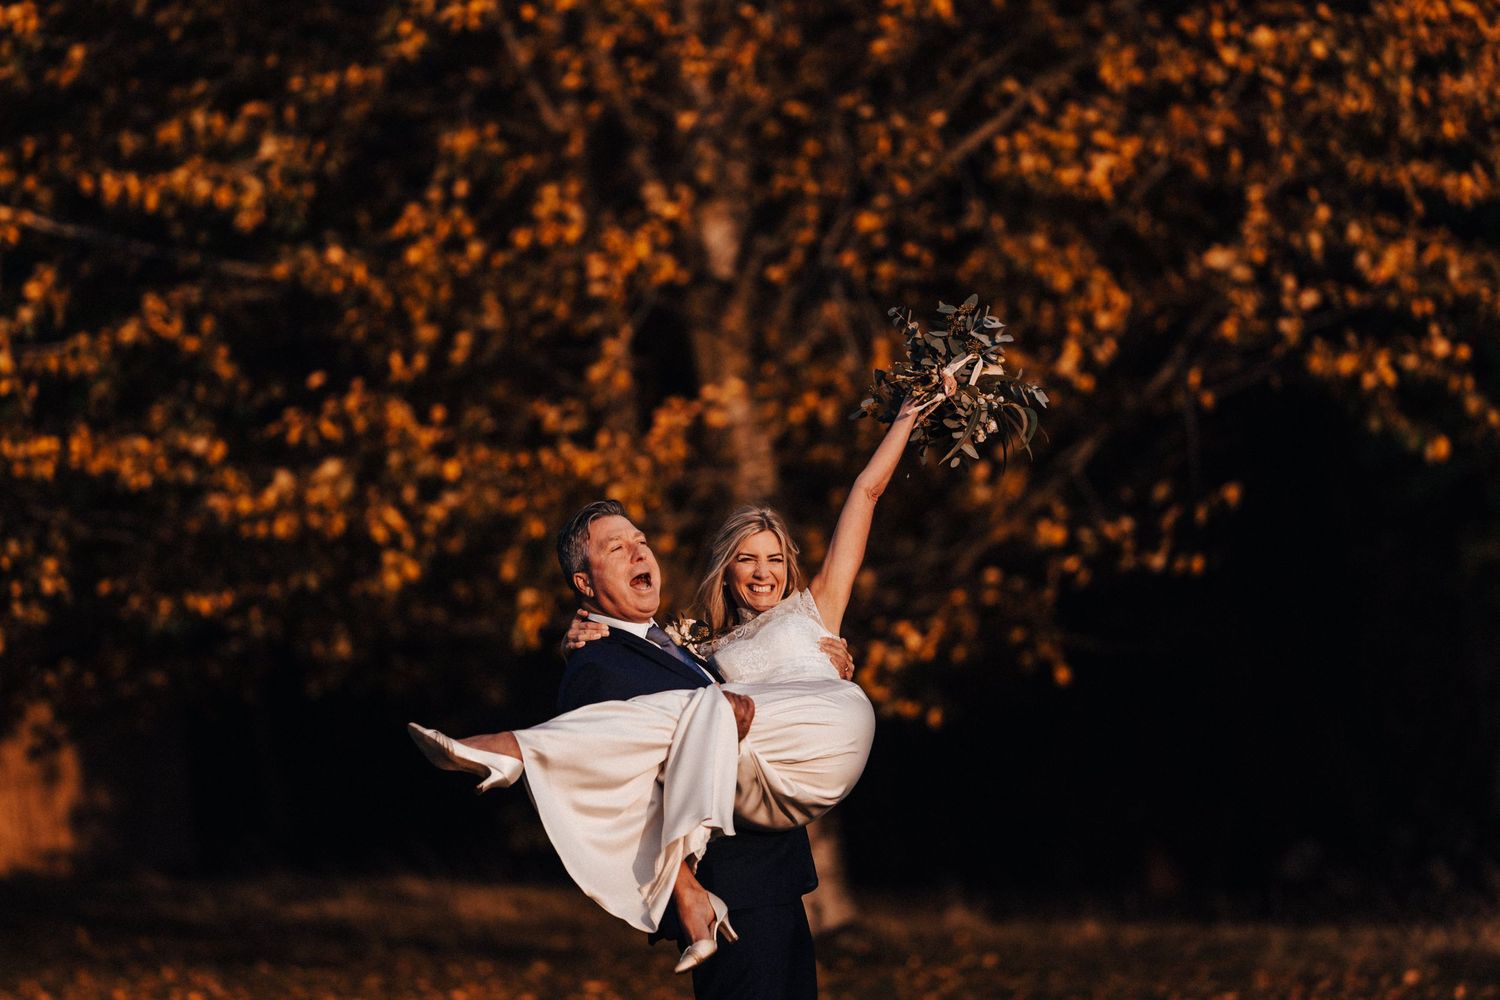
[559,608,609,659]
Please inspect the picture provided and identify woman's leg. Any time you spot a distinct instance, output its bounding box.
[458,731,521,760]
[671,860,716,944]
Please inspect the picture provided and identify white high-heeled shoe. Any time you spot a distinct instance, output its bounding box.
[407,723,524,793]
[674,891,738,974]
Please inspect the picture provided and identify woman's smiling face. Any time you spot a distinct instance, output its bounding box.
[726,529,786,616]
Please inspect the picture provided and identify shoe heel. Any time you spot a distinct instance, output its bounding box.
[719,917,738,943]
[476,756,525,794]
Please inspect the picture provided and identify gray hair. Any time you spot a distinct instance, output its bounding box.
[556,499,627,595]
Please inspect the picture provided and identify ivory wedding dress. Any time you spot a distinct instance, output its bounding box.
[507,589,875,932]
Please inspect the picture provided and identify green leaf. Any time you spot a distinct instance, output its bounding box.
[937,406,985,466]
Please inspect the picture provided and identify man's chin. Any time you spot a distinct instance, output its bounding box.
[622,594,660,620]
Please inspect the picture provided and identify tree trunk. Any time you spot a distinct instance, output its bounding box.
[688,161,778,501]
[689,302,778,502]
[0,703,82,875]
[688,201,861,932]
[804,809,859,935]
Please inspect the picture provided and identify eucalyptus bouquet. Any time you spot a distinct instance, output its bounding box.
[854,295,1049,469]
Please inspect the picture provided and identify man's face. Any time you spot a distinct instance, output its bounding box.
[576,515,661,622]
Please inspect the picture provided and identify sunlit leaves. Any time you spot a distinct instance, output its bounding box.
[0,0,1496,731]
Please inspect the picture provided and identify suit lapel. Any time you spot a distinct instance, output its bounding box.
[609,629,715,687]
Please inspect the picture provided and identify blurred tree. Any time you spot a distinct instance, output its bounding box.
[1,0,1496,759]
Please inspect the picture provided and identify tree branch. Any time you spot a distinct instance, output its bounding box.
[497,14,570,136]
[1,207,276,281]
[906,50,1091,202]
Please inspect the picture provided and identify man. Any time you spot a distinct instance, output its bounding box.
[555,498,850,999]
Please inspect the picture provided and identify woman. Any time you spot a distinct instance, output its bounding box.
[409,396,926,971]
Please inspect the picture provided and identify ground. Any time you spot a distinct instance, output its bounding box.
[2,877,1499,999]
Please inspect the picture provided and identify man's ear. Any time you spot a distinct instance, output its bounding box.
[573,571,594,599]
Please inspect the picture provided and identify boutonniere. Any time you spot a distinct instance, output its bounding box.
[662,614,712,652]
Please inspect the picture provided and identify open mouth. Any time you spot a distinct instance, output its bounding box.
[631,572,654,590]
[747,583,776,595]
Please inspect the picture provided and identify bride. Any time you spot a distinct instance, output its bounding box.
[409,396,925,972]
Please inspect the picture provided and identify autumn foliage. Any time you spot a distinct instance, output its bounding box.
[1,1,1496,728]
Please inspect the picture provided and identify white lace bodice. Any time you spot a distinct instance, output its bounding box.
[704,589,839,684]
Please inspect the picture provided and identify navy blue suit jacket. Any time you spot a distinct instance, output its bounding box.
[557,627,819,920]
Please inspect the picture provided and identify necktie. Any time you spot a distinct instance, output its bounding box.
[646,625,714,681]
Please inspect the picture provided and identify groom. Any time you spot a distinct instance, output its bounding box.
[555,499,838,999]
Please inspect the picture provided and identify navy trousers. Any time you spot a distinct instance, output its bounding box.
[674,901,817,1000]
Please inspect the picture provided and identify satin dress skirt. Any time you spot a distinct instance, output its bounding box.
[512,679,875,932]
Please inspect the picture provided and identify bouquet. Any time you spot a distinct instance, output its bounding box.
[853,294,1049,469]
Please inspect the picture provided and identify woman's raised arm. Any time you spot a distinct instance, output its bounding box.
[809,396,927,634]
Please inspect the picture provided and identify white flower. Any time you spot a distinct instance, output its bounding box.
[662,617,698,646]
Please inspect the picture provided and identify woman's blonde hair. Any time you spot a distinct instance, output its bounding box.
[694,504,806,635]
